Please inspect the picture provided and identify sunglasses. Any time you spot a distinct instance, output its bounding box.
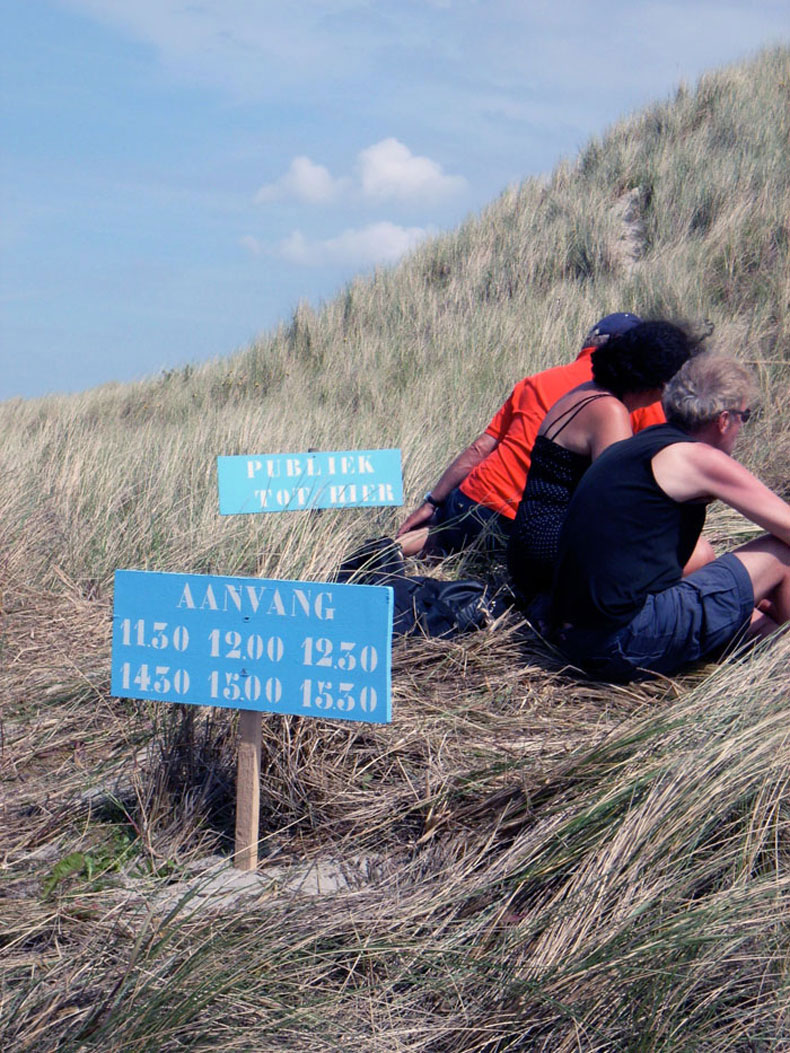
[726,407,752,423]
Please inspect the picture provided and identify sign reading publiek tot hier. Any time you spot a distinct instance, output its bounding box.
[216,448,403,515]
[111,569,393,725]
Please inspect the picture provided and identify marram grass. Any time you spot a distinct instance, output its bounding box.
[2,45,790,1053]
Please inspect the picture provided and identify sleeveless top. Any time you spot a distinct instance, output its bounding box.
[506,393,614,596]
[553,424,707,630]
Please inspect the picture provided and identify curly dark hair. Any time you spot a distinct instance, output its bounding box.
[591,321,698,398]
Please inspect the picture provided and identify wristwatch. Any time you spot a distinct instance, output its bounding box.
[423,492,441,508]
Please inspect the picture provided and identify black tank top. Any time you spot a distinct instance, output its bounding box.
[553,424,707,629]
[507,394,614,594]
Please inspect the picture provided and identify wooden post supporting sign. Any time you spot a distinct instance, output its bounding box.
[234,710,262,870]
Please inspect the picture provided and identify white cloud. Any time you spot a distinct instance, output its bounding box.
[358,138,467,203]
[278,222,430,267]
[255,156,345,204]
[239,235,262,255]
[255,140,466,208]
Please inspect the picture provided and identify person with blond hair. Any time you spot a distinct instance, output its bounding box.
[550,351,790,681]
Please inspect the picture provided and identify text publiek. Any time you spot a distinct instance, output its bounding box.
[247,453,395,510]
[217,449,403,515]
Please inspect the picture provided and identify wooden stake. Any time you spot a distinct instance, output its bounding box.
[234,709,262,870]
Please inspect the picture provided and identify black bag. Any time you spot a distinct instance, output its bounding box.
[335,537,511,638]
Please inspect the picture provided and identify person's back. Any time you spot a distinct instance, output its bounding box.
[506,399,607,596]
[552,424,706,629]
[460,337,664,518]
[460,355,613,514]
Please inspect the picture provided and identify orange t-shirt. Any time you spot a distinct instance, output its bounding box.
[460,347,665,519]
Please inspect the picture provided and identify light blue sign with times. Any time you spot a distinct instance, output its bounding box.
[111,570,393,724]
[217,448,403,515]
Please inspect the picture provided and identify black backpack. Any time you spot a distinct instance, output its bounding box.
[335,537,512,638]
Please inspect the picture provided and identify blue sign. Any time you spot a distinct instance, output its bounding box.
[217,449,403,515]
[111,570,393,724]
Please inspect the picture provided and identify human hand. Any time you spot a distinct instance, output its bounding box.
[396,501,437,537]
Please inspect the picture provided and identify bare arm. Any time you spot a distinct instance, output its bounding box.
[653,442,790,545]
[396,432,499,536]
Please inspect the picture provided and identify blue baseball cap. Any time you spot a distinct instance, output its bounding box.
[584,312,642,344]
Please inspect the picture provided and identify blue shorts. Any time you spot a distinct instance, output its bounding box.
[432,487,512,555]
[557,553,755,681]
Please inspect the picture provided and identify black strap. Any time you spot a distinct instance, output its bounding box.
[544,392,617,442]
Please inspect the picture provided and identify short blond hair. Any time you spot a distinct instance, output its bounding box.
[662,352,757,431]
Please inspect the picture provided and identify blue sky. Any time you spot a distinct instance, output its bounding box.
[2,2,788,400]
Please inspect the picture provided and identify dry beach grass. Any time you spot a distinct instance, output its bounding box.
[2,47,790,1052]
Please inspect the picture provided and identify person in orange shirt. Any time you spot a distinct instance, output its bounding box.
[397,313,663,557]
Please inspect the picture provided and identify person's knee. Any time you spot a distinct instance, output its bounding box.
[734,534,790,567]
[748,605,781,640]
[732,541,790,604]
[398,526,429,557]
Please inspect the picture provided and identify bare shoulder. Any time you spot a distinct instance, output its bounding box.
[655,439,725,468]
[674,441,751,481]
[653,440,759,502]
[588,394,629,421]
[542,385,617,425]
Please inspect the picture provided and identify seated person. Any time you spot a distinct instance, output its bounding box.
[549,352,790,682]
[397,312,664,558]
[507,321,698,598]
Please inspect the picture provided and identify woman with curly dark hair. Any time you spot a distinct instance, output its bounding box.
[507,320,705,600]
